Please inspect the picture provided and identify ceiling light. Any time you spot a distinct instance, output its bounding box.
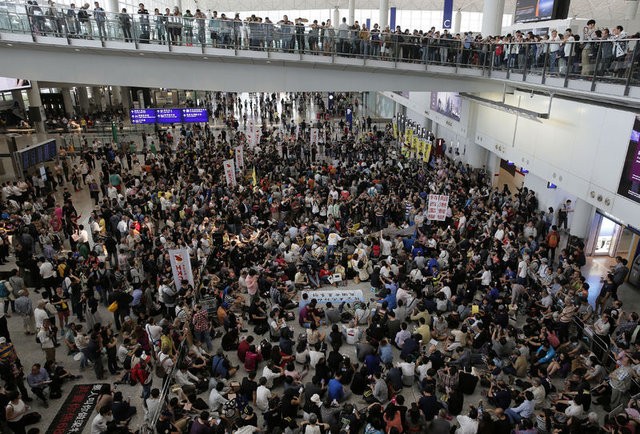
[74,48,80,52]
[6,43,13,47]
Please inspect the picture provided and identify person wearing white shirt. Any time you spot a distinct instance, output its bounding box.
[262,362,284,387]
[480,266,492,287]
[455,408,479,434]
[380,235,392,257]
[91,407,113,434]
[494,225,505,241]
[144,389,162,423]
[208,381,229,413]
[394,323,411,349]
[256,377,272,412]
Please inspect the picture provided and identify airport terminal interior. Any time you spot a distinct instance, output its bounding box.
[3,0,640,433]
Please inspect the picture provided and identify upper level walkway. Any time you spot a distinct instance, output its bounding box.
[1,8,640,106]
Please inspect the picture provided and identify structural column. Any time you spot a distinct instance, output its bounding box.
[333,7,340,27]
[105,0,118,13]
[569,198,593,239]
[110,85,121,106]
[625,0,639,20]
[454,9,462,34]
[481,0,505,37]
[61,87,75,117]
[348,0,355,25]
[78,86,90,114]
[379,0,389,28]
[92,86,104,111]
[26,80,46,133]
[120,86,132,111]
[11,89,25,112]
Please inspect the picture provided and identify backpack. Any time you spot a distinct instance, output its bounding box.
[547,232,559,248]
[0,281,8,298]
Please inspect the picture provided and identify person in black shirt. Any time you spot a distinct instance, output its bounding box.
[240,371,257,404]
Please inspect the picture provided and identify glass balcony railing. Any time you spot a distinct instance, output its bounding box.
[2,7,640,95]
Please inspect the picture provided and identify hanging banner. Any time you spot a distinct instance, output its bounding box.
[443,0,453,29]
[310,128,320,146]
[223,159,237,187]
[392,122,398,139]
[406,129,413,146]
[424,142,432,163]
[168,248,195,290]
[427,194,449,221]
[234,145,244,170]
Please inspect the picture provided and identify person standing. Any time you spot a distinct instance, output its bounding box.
[37,319,56,363]
[93,2,106,40]
[119,8,132,42]
[582,19,597,75]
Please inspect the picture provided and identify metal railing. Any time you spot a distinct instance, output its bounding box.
[2,7,640,95]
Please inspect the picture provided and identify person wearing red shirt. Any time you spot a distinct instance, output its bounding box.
[244,344,263,372]
[237,335,254,363]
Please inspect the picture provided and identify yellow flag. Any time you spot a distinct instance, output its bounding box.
[252,167,257,186]
[392,123,398,139]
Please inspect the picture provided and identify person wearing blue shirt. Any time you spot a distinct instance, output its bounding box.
[534,343,556,365]
[327,373,350,402]
[426,257,440,277]
[378,285,397,310]
[378,339,394,365]
[364,353,382,376]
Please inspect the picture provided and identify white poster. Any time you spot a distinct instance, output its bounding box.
[310,128,319,146]
[168,248,194,290]
[427,194,449,221]
[223,159,237,187]
[234,145,244,170]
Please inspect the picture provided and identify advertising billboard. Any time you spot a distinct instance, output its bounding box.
[618,116,640,204]
[514,0,556,23]
[430,92,462,122]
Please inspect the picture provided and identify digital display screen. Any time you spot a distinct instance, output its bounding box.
[514,0,556,23]
[618,116,640,204]
[156,109,182,124]
[130,108,209,124]
[19,139,57,171]
[130,109,157,124]
[430,92,462,122]
[182,108,209,123]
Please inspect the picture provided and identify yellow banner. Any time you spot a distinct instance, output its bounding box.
[423,143,432,163]
[392,123,398,139]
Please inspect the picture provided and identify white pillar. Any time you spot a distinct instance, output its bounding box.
[11,90,25,112]
[120,86,131,111]
[379,0,389,28]
[454,9,462,34]
[625,0,639,20]
[78,87,90,114]
[110,86,121,106]
[105,0,118,13]
[481,0,505,38]
[348,0,355,25]
[569,198,594,239]
[61,88,75,117]
[92,86,103,111]
[333,7,340,28]
[26,81,46,133]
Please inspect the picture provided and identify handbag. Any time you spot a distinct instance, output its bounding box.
[107,301,118,312]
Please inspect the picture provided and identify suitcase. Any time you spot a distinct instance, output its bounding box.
[458,371,478,395]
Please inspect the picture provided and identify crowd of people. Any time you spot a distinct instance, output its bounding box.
[6,2,638,76]
[0,90,637,434]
